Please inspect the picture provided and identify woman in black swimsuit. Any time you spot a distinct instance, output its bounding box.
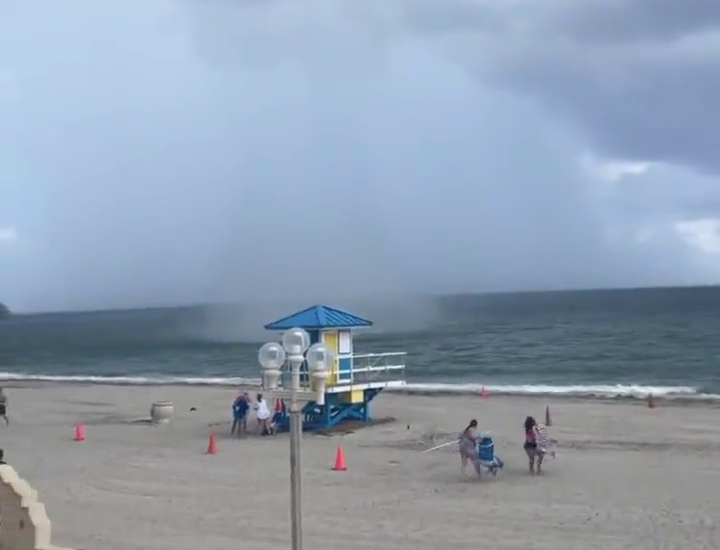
[523,416,543,474]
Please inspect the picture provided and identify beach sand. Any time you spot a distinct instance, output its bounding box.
[2,384,720,550]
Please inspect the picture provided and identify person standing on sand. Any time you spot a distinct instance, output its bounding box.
[524,416,544,474]
[231,393,250,437]
[0,449,6,464]
[255,393,271,436]
[459,419,481,477]
[0,388,8,425]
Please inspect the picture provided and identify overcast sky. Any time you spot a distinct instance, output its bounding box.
[2,0,720,313]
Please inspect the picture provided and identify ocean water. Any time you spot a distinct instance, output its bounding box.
[2,287,720,399]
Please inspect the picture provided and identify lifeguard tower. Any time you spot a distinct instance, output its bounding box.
[263,304,406,431]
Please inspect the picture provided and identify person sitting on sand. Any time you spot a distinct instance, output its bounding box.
[524,416,545,474]
[231,393,250,437]
[255,393,272,436]
[267,398,285,436]
[459,419,481,477]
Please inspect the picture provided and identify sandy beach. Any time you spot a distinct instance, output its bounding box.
[2,384,720,550]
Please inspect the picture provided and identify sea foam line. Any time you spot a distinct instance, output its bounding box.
[0,372,713,399]
[391,383,703,398]
[0,372,261,386]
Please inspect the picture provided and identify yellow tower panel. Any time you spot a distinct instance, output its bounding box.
[340,390,365,404]
[321,331,339,385]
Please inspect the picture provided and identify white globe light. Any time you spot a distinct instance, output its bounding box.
[258,342,286,370]
[281,327,310,356]
[306,342,333,372]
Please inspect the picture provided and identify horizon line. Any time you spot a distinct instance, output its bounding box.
[4,283,719,317]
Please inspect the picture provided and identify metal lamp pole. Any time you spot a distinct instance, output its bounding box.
[286,350,305,550]
[259,329,332,550]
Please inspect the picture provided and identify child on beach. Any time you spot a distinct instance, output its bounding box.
[459,419,481,477]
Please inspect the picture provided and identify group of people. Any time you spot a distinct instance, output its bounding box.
[459,415,552,476]
[231,392,284,437]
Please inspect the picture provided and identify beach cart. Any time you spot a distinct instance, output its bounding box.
[477,434,504,475]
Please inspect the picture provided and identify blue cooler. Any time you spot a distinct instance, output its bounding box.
[478,436,494,462]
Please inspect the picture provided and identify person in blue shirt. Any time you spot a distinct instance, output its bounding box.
[231,393,250,437]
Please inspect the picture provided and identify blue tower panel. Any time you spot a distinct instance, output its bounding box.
[337,357,352,383]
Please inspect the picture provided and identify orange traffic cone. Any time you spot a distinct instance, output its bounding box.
[480,386,489,399]
[73,423,85,442]
[332,446,347,471]
[545,405,552,426]
[206,434,218,455]
[647,394,655,409]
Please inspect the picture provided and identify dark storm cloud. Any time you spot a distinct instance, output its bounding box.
[541,0,720,43]
[0,0,717,314]
[400,0,720,172]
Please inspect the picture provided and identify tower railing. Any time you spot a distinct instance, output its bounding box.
[349,351,406,386]
[272,351,407,390]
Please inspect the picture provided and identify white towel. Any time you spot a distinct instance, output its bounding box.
[535,424,557,458]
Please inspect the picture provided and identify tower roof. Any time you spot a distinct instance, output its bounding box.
[263,304,373,331]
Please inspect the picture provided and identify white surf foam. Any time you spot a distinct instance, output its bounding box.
[0,372,261,386]
[391,382,704,398]
[0,372,715,399]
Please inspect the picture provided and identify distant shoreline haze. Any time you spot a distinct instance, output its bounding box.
[5,283,720,317]
[3,284,720,397]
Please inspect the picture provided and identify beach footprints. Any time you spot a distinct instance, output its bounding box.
[414,429,459,452]
[360,427,458,452]
[352,423,457,463]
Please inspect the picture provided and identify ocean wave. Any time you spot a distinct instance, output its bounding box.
[0,372,261,386]
[0,372,716,399]
[391,383,711,399]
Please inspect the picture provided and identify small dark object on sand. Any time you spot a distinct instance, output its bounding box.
[189,407,197,412]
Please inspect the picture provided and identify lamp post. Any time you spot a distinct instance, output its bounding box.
[258,328,332,550]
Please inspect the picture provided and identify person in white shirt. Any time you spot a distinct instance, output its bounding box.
[255,393,271,436]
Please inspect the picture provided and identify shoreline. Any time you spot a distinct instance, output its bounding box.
[2,379,720,406]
